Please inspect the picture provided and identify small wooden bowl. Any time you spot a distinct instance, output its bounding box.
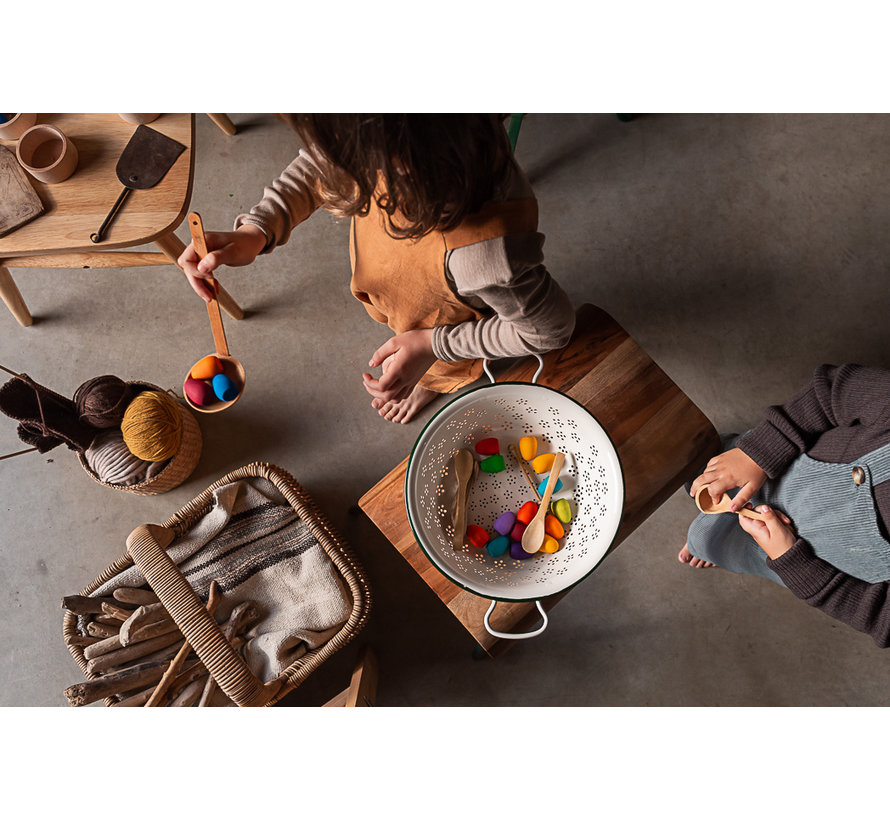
[0,113,38,140]
[183,353,246,414]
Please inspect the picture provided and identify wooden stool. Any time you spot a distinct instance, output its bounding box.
[322,646,378,707]
[358,304,721,657]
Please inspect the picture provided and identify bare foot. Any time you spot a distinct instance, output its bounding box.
[678,542,715,569]
[371,384,438,424]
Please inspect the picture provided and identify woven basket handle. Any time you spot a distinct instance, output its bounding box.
[126,524,283,707]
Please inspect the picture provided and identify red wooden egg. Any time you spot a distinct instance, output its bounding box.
[466,525,490,549]
[474,437,500,456]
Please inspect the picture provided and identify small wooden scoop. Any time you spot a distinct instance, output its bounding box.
[694,484,765,521]
[183,212,246,413]
[452,448,476,549]
[521,452,566,553]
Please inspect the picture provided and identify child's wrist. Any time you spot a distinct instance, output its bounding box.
[237,223,268,255]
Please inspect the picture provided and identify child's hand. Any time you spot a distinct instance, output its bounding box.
[362,329,437,403]
[690,447,768,511]
[737,504,796,560]
[177,225,266,302]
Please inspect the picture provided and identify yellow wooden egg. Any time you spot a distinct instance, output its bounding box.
[190,355,224,381]
[540,535,560,553]
[519,435,538,461]
[531,453,556,474]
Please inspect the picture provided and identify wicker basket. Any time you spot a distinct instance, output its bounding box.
[77,382,202,496]
[62,462,372,707]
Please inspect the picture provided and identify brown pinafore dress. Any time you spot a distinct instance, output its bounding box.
[349,191,538,394]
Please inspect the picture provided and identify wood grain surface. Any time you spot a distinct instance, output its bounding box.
[0,113,193,255]
[0,146,44,237]
[358,303,721,655]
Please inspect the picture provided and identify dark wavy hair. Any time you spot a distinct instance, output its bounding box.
[279,113,516,239]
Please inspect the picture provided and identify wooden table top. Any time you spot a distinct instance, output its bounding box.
[0,114,194,256]
[358,303,721,655]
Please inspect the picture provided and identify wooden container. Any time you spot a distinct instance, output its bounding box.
[77,382,202,496]
[0,113,37,140]
[118,114,160,124]
[16,124,78,184]
[62,462,372,706]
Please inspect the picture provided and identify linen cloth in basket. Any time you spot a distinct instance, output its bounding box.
[92,476,352,681]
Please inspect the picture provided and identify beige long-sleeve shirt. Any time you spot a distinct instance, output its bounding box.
[234,149,576,362]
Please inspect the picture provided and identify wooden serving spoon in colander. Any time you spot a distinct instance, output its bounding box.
[521,452,566,553]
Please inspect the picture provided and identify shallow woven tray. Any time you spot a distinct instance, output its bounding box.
[62,462,372,707]
[77,382,202,496]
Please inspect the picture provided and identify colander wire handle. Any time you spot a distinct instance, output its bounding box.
[483,599,549,640]
[482,355,544,386]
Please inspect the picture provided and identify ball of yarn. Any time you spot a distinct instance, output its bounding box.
[74,375,133,429]
[121,390,183,462]
[84,429,169,486]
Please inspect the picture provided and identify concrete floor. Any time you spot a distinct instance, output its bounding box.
[3,113,890,707]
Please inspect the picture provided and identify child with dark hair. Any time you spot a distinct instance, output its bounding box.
[682,363,890,647]
[178,113,575,423]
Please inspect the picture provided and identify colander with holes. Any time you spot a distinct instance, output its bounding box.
[405,358,625,640]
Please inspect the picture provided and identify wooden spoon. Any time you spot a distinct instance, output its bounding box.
[183,212,246,413]
[452,448,476,549]
[520,452,566,553]
[694,484,765,521]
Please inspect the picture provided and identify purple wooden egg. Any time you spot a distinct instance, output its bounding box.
[493,511,516,536]
[510,541,534,560]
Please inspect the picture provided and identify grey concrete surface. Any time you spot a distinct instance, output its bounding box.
[3,113,890,707]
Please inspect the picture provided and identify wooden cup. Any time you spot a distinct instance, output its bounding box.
[118,114,160,124]
[16,124,78,184]
[0,113,38,140]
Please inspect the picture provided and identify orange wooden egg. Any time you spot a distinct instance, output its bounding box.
[544,514,565,539]
[190,355,224,381]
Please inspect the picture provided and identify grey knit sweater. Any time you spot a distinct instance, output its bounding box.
[737,363,890,646]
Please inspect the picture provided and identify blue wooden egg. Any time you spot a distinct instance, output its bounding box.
[537,476,564,496]
[486,535,510,558]
[212,373,239,402]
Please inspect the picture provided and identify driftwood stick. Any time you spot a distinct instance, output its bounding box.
[64,660,167,707]
[118,602,170,645]
[101,601,134,622]
[65,634,102,648]
[109,686,156,707]
[86,621,120,639]
[86,631,183,676]
[94,614,125,626]
[145,581,222,708]
[139,640,190,667]
[62,595,125,616]
[125,618,179,646]
[169,678,206,708]
[83,633,124,660]
[113,587,159,606]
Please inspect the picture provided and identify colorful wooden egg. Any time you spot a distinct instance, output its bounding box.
[480,454,506,473]
[184,376,215,406]
[519,435,538,461]
[510,521,527,542]
[544,514,565,540]
[510,541,534,560]
[493,511,517,536]
[474,437,500,456]
[537,476,564,496]
[540,535,560,554]
[486,535,510,557]
[516,500,538,525]
[190,355,223,381]
[212,373,239,402]
[466,525,490,549]
[531,453,556,474]
[551,498,573,524]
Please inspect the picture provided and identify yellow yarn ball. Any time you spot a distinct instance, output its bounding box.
[120,390,183,462]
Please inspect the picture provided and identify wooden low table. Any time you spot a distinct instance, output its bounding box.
[358,303,721,656]
[0,113,241,327]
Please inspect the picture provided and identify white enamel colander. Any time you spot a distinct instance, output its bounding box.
[405,358,625,640]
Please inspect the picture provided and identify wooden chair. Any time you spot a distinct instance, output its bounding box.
[322,646,378,707]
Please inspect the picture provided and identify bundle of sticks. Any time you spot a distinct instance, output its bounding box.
[62,580,260,707]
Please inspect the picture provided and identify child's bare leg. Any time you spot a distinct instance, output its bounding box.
[371,384,438,424]
[678,542,715,569]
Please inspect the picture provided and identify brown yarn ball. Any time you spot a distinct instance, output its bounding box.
[74,375,134,429]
